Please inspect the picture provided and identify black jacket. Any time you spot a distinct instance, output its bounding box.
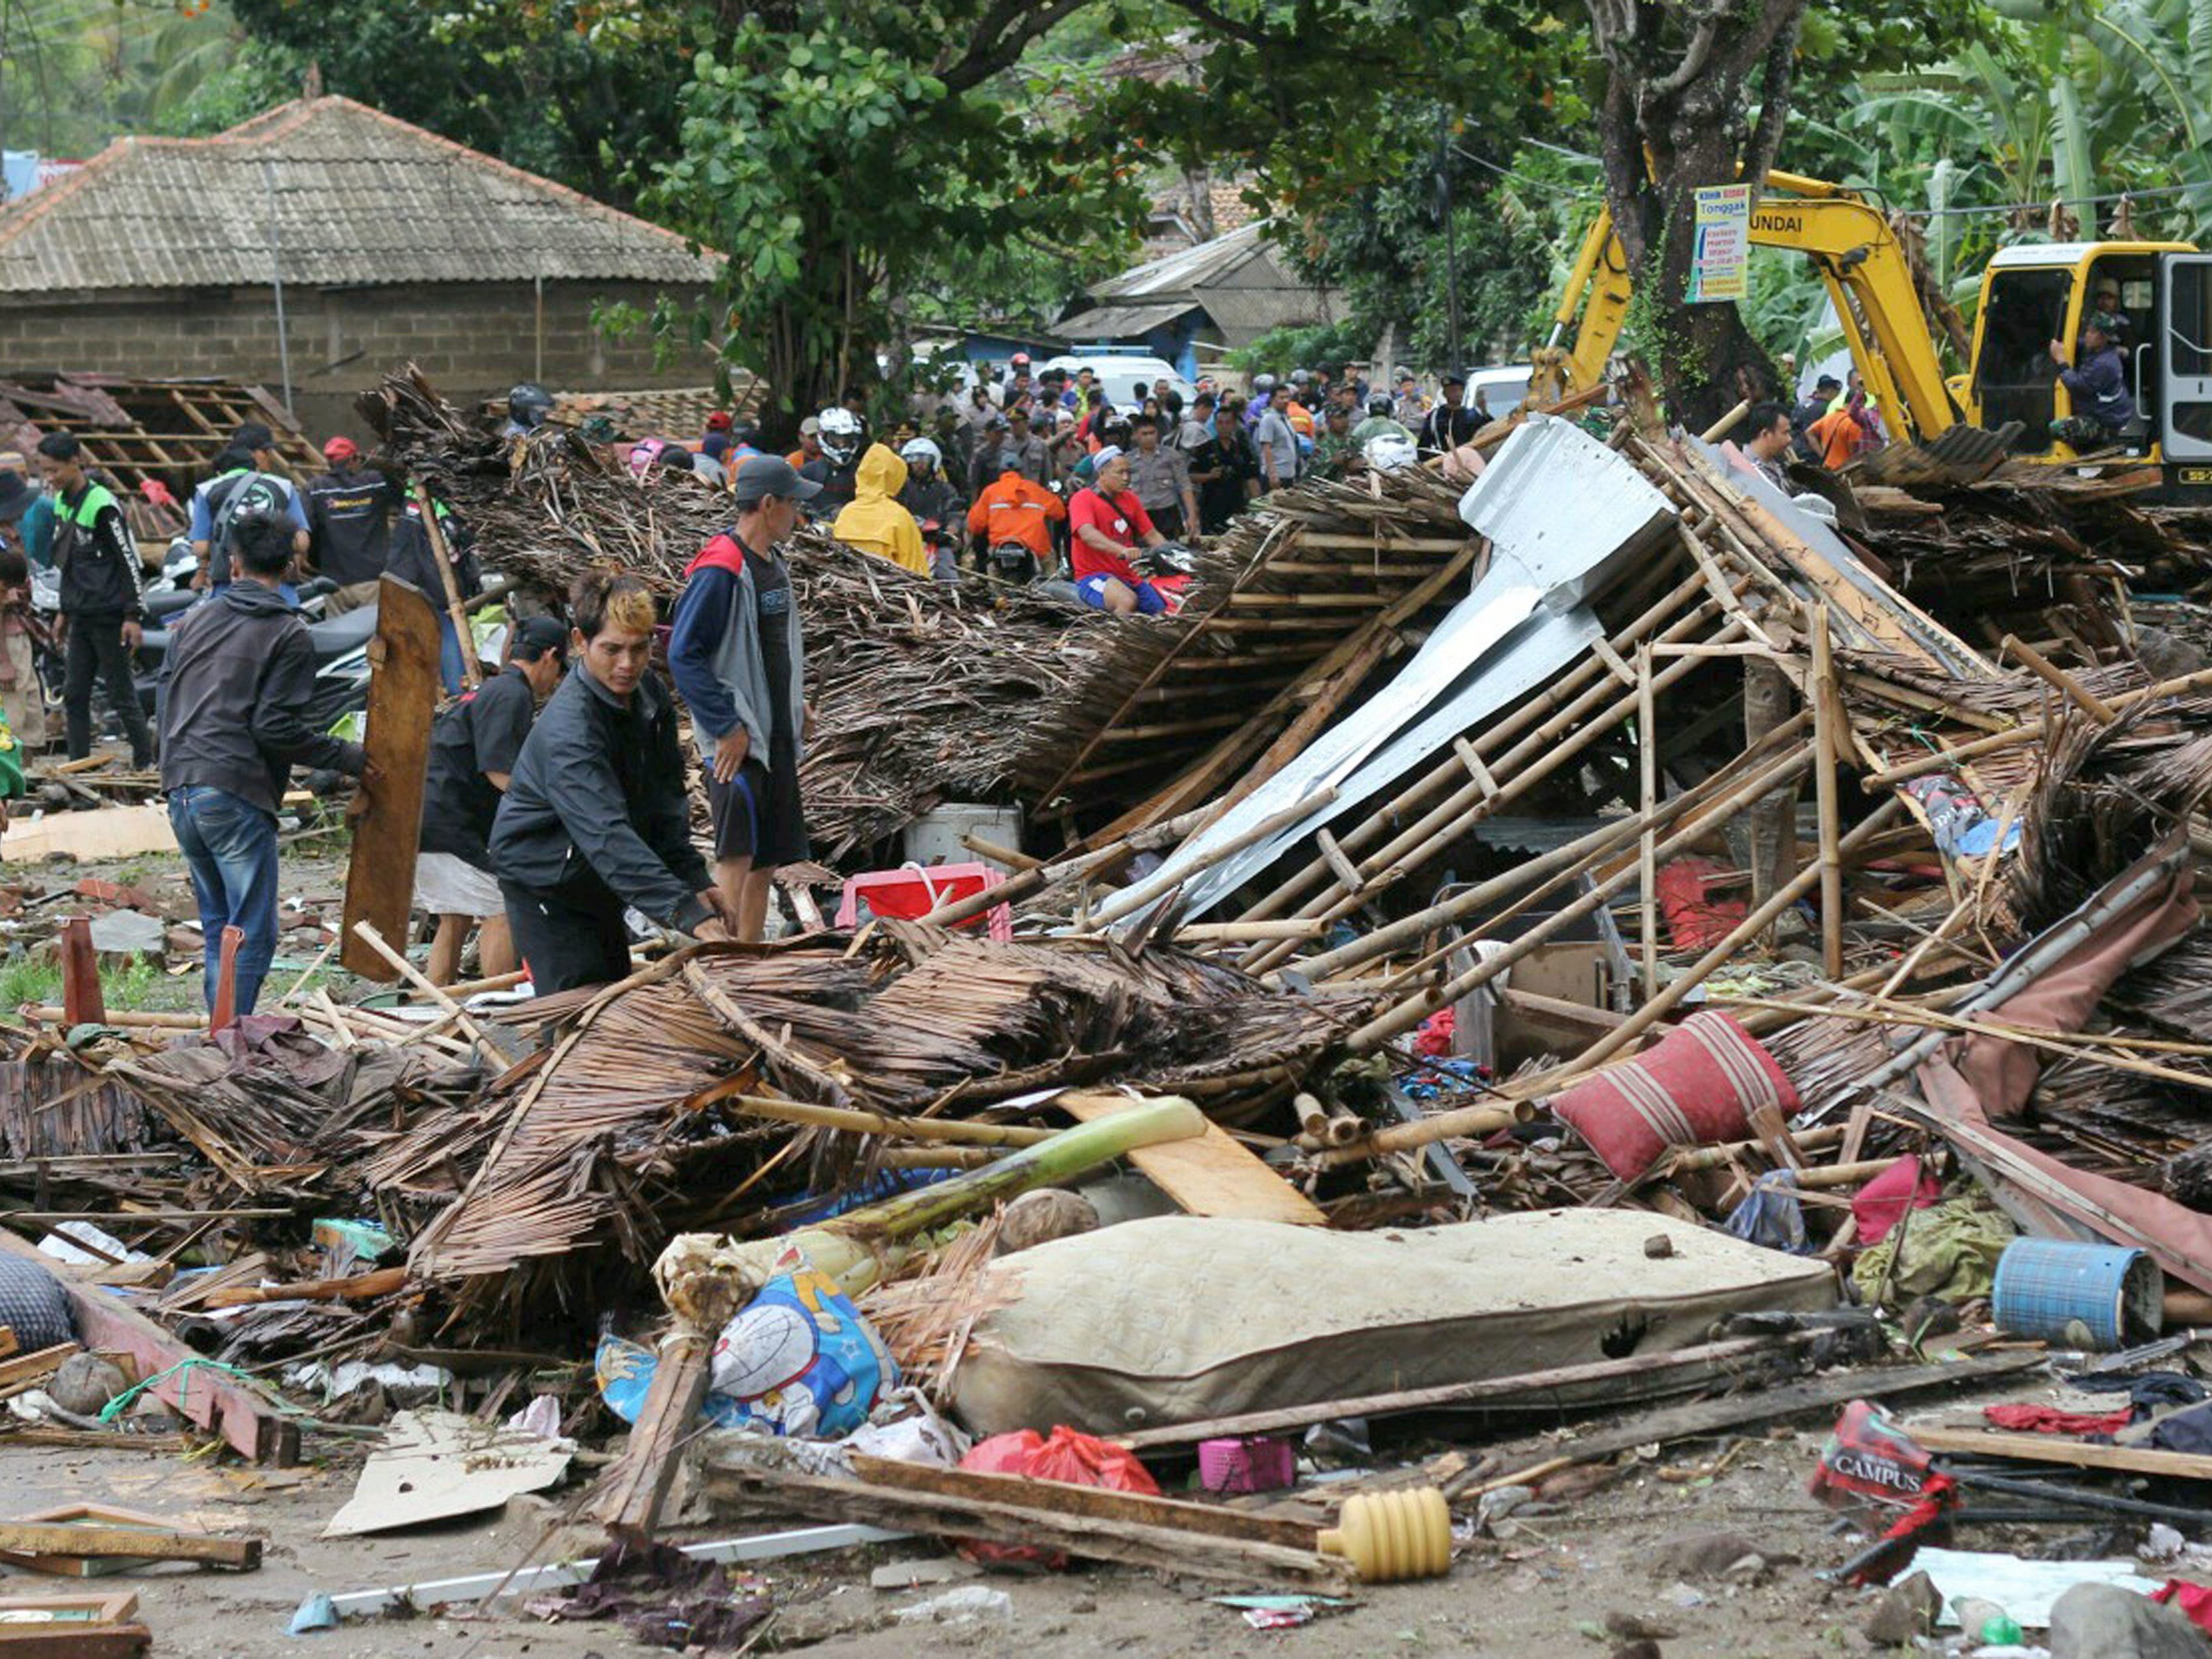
[306,466,399,587]
[1420,403,1482,454]
[488,663,711,931]
[386,506,481,608]
[157,582,365,813]
[51,481,142,619]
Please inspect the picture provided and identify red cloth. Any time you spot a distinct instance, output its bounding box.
[1654,857,1748,949]
[1982,1404,2131,1437]
[1069,486,1154,585]
[2156,1581,2212,1633]
[1851,1155,1940,1247]
[1553,1010,1798,1180]
[1414,1007,1455,1057]
[957,1428,1162,1570]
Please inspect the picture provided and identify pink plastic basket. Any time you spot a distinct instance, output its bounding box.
[835,861,1012,940]
[1197,1435,1296,1495]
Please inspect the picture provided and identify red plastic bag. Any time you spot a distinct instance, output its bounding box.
[1414,1006,1456,1057]
[956,1426,1162,1570]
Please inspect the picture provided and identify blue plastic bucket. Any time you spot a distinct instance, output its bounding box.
[1993,1238,2163,1350]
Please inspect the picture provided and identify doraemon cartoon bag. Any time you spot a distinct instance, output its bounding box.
[704,1240,897,1438]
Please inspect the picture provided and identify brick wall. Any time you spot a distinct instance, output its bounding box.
[0,279,721,411]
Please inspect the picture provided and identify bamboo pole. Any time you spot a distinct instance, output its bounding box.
[1810,610,1844,980]
[1289,711,1812,985]
[1340,744,1817,1054]
[1239,598,1747,974]
[1637,642,1659,998]
[351,920,493,1055]
[1861,663,2212,788]
[684,1079,1053,1148]
[1074,789,1339,931]
[413,485,482,689]
[2002,633,2117,725]
[1233,567,1722,943]
[1542,798,1906,1079]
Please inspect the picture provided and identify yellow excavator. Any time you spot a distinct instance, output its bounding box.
[1533,169,2212,494]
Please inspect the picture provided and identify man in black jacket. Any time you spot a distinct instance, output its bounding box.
[160,510,368,1014]
[35,433,152,767]
[305,436,399,609]
[386,496,482,693]
[490,569,731,992]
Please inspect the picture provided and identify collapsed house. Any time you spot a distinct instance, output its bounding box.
[9,366,2212,1631]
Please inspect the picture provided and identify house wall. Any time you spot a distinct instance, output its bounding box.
[0,278,721,437]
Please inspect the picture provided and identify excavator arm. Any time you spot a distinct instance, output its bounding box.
[1533,172,1965,443]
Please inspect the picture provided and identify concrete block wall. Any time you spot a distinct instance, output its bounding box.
[0,278,722,414]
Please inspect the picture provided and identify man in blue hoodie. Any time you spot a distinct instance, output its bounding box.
[668,456,817,942]
[159,509,368,1013]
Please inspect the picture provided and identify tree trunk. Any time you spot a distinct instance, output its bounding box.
[1587,0,1810,426]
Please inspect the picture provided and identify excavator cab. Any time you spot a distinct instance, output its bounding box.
[1964,242,2195,479]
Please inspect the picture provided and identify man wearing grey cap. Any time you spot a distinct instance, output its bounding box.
[669,456,818,942]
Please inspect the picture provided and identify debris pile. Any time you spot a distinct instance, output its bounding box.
[14,372,2212,1650]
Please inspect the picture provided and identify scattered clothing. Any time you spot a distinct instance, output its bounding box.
[1982,1403,2131,1437]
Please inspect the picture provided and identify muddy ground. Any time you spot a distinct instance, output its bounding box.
[2,1366,2136,1657]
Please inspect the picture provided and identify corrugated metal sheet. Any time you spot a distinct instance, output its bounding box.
[1055,301,1197,341]
[0,98,719,295]
[1091,223,1270,299]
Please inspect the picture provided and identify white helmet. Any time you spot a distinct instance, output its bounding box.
[1364,432,1419,473]
[818,407,863,465]
[1252,373,1277,393]
[899,436,942,471]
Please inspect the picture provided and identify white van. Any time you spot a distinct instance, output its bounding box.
[1041,354,1198,410]
[1465,365,1533,418]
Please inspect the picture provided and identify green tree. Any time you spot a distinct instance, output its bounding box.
[0,0,247,160]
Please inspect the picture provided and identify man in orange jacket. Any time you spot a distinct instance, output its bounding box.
[967,468,1067,581]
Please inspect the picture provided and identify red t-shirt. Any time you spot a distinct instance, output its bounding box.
[1069,487,1155,584]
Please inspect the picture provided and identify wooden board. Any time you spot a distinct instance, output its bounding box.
[339,575,442,982]
[0,1627,149,1658]
[0,805,174,863]
[0,1503,259,1570]
[703,1460,1353,1592]
[1467,1352,2045,1491]
[0,1346,77,1393]
[0,1230,295,1464]
[1909,1425,2212,1480]
[1057,1091,1326,1225]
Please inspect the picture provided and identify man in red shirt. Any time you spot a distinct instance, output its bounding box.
[1069,446,1172,615]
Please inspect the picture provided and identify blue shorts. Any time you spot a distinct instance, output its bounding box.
[1075,572,1167,615]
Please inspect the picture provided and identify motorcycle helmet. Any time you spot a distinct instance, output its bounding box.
[1364,432,1419,473]
[899,436,942,473]
[1369,395,1394,417]
[728,419,761,450]
[507,382,555,430]
[1252,373,1277,393]
[1291,368,1312,386]
[818,407,863,466]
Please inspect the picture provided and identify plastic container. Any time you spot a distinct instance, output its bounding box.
[1197,1434,1295,1495]
[837,861,1012,940]
[1318,1487,1452,1582]
[903,803,1024,871]
[1992,1237,2163,1350]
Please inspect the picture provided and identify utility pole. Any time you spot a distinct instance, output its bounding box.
[1437,108,1462,371]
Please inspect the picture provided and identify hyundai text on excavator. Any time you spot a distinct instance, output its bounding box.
[1532,169,2212,497]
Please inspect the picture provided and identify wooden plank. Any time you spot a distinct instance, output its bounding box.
[0,1230,295,1464]
[339,575,442,982]
[596,1332,711,1542]
[1462,1352,2044,1492]
[0,805,175,863]
[1909,1425,2212,1480]
[1058,1092,1325,1225]
[0,1346,78,1392]
[0,1627,149,1658]
[0,1522,258,1568]
[847,1454,1318,1549]
[702,1462,1353,1592]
